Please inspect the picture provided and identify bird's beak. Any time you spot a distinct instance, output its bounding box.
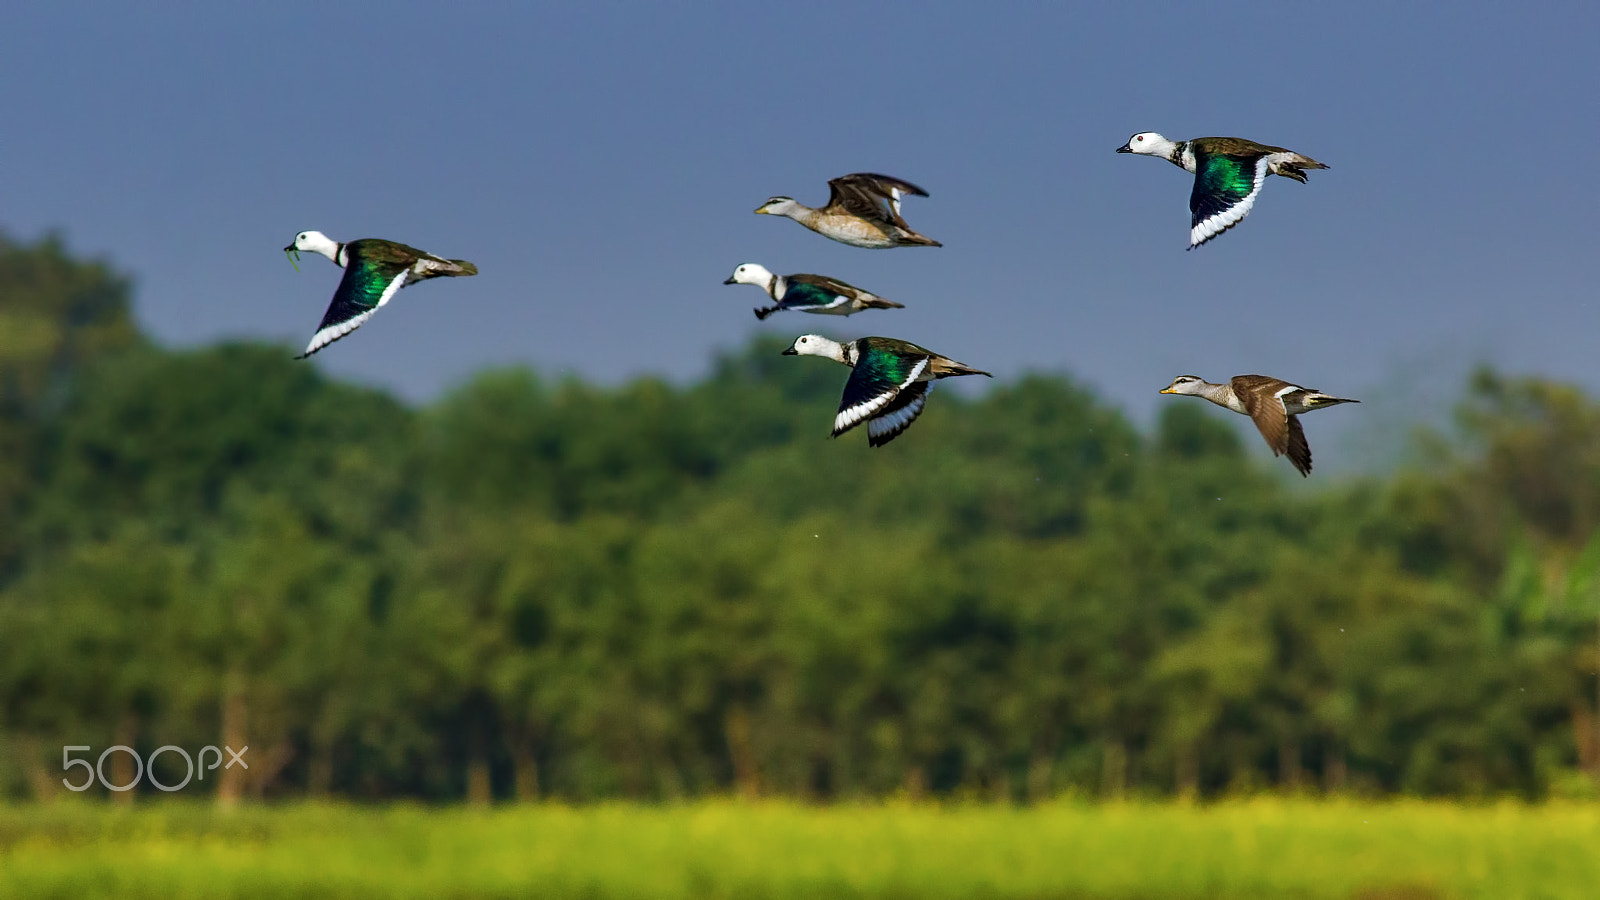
[284,247,301,271]
[753,205,770,215]
[781,347,797,355]
[723,276,737,285]
[1159,387,1175,394]
[1115,143,1133,153]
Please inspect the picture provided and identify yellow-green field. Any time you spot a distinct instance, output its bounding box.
[0,799,1595,899]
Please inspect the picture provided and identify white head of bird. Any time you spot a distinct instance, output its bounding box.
[782,334,847,362]
[754,196,803,218]
[1117,132,1176,157]
[283,230,340,270]
[1160,375,1207,396]
[724,263,774,286]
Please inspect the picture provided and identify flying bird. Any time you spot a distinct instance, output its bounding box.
[755,173,941,248]
[284,231,478,358]
[1160,374,1358,475]
[1116,133,1328,249]
[783,334,989,446]
[724,263,904,320]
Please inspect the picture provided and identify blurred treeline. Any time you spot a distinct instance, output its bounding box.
[0,232,1597,804]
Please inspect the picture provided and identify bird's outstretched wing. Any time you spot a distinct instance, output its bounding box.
[1189,153,1268,248]
[866,381,931,447]
[298,252,411,358]
[826,173,930,229]
[1230,375,1295,456]
[833,347,928,437]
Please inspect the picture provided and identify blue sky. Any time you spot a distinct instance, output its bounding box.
[2,2,1594,469]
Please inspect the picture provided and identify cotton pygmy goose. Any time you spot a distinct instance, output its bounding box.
[783,334,990,447]
[755,173,941,249]
[1116,133,1328,249]
[1160,374,1358,476]
[723,263,905,320]
[284,231,478,358]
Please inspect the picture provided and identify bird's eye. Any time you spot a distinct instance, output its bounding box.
[1135,135,1144,143]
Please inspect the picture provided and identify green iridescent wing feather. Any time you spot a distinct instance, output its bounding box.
[1190,154,1259,225]
[313,254,406,325]
[834,344,927,436]
[780,281,845,310]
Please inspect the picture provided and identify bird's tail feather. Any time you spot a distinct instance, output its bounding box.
[1273,154,1329,183]
[935,360,992,378]
[1309,395,1359,408]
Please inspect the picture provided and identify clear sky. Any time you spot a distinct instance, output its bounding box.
[2,2,1594,469]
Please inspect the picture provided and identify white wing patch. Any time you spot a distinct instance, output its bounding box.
[1276,384,1320,414]
[834,391,896,434]
[799,294,851,314]
[373,269,413,310]
[1190,157,1269,248]
[303,308,379,356]
[899,357,929,389]
[832,357,927,435]
[867,383,933,444]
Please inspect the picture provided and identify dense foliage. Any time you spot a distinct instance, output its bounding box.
[0,232,1596,802]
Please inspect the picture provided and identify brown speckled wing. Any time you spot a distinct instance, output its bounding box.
[1230,375,1293,456]
[826,173,929,228]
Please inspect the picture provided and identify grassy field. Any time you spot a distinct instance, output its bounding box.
[0,799,1595,899]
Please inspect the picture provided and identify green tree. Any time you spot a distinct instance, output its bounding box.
[0,231,141,578]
